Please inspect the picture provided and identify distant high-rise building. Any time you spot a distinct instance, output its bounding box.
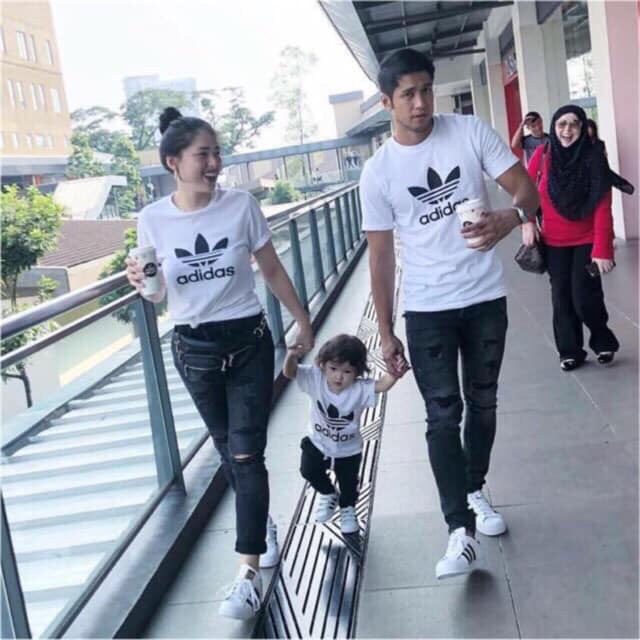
[0,1,73,158]
[123,75,200,116]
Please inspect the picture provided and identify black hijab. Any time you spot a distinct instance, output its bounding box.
[547,105,611,221]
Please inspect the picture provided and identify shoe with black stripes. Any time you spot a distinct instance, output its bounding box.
[218,564,262,620]
[435,527,483,579]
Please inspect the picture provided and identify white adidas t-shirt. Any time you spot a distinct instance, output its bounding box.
[360,114,518,311]
[296,364,377,458]
[137,188,271,326]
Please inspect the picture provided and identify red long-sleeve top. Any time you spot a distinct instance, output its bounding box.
[527,145,614,259]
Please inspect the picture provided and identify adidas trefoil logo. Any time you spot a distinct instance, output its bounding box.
[174,234,235,285]
[175,234,228,267]
[408,166,461,204]
[317,401,354,432]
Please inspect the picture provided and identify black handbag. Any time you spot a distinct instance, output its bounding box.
[514,241,546,274]
[514,144,547,274]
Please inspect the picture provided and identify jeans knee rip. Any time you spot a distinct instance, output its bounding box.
[427,344,443,359]
[432,394,459,409]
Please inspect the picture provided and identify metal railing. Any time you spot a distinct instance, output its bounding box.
[0,182,366,638]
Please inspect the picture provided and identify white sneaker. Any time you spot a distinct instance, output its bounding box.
[315,492,339,523]
[218,564,262,620]
[259,516,279,568]
[467,490,506,536]
[340,506,359,534]
[435,527,483,579]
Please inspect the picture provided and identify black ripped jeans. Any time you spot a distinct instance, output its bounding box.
[171,313,274,555]
[405,297,508,534]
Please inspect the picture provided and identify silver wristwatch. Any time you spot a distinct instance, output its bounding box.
[512,206,530,224]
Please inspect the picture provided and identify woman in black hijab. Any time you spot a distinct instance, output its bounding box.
[522,104,619,371]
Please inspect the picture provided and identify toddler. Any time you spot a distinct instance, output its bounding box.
[283,334,405,534]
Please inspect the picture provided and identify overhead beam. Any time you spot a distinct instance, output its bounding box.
[431,47,486,59]
[376,23,483,55]
[363,1,513,35]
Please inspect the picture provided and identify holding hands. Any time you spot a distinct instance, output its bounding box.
[380,333,411,378]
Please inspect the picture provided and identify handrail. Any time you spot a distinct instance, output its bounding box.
[1,272,129,341]
[0,183,360,344]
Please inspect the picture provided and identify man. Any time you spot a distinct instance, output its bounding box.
[511,111,550,165]
[360,49,539,579]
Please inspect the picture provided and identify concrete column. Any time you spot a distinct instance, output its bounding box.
[470,63,491,123]
[588,0,639,240]
[434,94,456,114]
[483,24,509,142]
[513,1,569,126]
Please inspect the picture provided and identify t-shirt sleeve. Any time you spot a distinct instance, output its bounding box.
[295,364,316,396]
[360,379,377,408]
[246,194,271,252]
[360,162,394,231]
[472,117,519,180]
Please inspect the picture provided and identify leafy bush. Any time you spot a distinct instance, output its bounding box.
[269,180,301,204]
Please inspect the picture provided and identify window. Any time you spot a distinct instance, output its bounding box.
[16,31,28,59]
[63,135,69,149]
[50,87,61,112]
[31,83,38,109]
[47,134,54,148]
[7,80,15,107]
[35,134,45,148]
[11,132,19,148]
[37,83,46,109]
[0,133,3,150]
[28,34,37,61]
[45,39,54,65]
[25,133,32,150]
[0,27,6,54]
[15,81,25,108]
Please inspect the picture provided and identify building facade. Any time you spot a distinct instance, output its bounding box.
[0,0,72,161]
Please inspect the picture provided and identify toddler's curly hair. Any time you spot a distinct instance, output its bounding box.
[315,334,370,377]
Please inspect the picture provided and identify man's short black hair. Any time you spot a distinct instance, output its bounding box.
[525,111,541,121]
[378,48,435,98]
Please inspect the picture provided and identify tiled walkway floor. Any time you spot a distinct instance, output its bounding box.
[145,187,638,638]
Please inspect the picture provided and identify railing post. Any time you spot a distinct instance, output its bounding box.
[349,190,360,239]
[1,495,30,639]
[265,289,285,346]
[288,218,308,310]
[308,209,325,296]
[135,298,185,492]
[342,193,354,249]
[352,188,362,237]
[323,203,337,276]
[334,197,347,263]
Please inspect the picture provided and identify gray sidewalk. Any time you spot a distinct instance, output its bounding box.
[145,190,638,638]
[358,230,638,637]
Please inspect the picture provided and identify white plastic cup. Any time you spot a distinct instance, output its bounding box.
[456,198,487,248]
[129,246,160,295]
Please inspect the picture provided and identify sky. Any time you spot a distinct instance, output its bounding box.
[51,0,378,149]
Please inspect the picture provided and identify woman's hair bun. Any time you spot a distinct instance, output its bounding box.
[159,107,183,134]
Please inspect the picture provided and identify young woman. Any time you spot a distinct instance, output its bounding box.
[522,105,619,371]
[125,107,313,620]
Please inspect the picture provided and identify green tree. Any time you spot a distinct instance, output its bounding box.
[109,134,142,215]
[66,131,105,179]
[1,186,63,306]
[70,106,119,152]
[270,46,318,146]
[213,87,274,155]
[123,88,193,150]
[1,186,63,408]
[269,180,301,204]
